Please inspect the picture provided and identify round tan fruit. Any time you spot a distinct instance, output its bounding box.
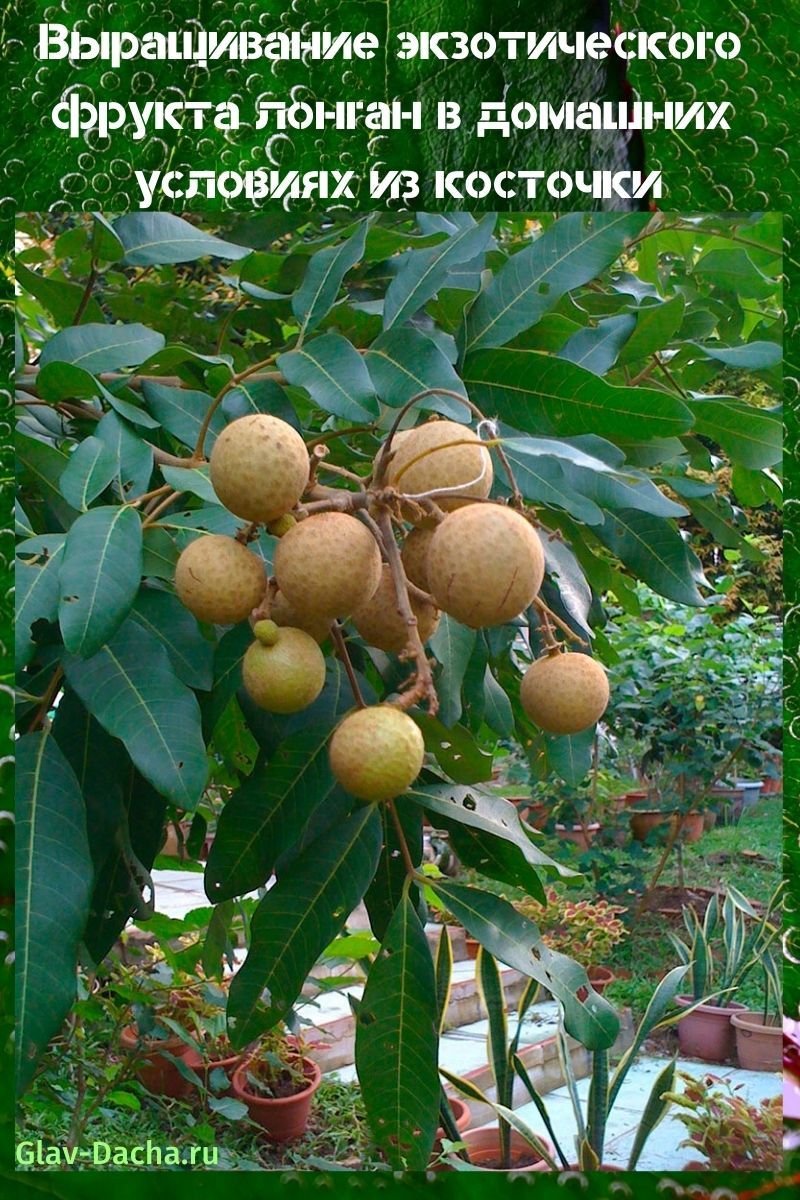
[427,505,545,628]
[520,651,610,735]
[175,534,266,625]
[329,706,425,803]
[209,414,309,523]
[271,588,333,644]
[400,526,436,591]
[242,622,326,714]
[383,420,493,510]
[273,512,382,618]
[352,564,440,654]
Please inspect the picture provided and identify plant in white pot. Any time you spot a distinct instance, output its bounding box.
[668,883,783,1064]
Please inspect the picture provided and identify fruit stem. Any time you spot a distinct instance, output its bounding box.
[330,623,366,708]
[193,352,279,460]
[28,665,64,732]
[141,490,183,528]
[375,508,440,716]
[532,596,589,648]
[373,388,474,487]
[388,799,419,880]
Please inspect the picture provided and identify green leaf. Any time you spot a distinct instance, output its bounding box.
[596,509,708,606]
[58,506,143,657]
[141,381,226,452]
[222,376,299,427]
[129,588,214,690]
[546,727,595,786]
[482,667,514,737]
[627,1058,677,1169]
[477,950,512,1127]
[16,260,104,326]
[160,465,220,505]
[356,895,440,1170]
[687,340,781,370]
[558,314,636,375]
[434,925,453,1035]
[688,396,782,469]
[562,461,687,520]
[17,433,79,529]
[436,816,546,903]
[292,219,370,334]
[278,335,379,423]
[462,212,648,353]
[63,620,208,808]
[500,438,604,524]
[15,535,66,668]
[617,295,685,364]
[383,214,495,330]
[59,436,118,510]
[15,731,92,1096]
[429,881,620,1051]
[364,328,470,421]
[692,248,778,299]
[95,411,154,499]
[414,715,493,784]
[205,724,345,902]
[92,211,125,262]
[364,799,423,941]
[464,351,693,441]
[226,806,382,1046]
[142,527,179,581]
[406,781,573,882]
[429,616,476,727]
[608,966,689,1107]
[39,323,166,374]
[113,213,250,266]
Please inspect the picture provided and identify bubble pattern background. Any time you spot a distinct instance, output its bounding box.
[1,0,799,1193]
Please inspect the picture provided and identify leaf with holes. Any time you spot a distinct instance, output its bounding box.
[15,535,66,668]
[59,436,118,510]
[58,506,143,658]
[430,881,619,1051]
[63,620,208,808]
[355,895,440,1170]
[226,805,382,1046]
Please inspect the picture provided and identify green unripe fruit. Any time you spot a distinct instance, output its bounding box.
[174,534,266,625]
[328,705,425,803]
[242,626,326,714]
[520,651,610,735]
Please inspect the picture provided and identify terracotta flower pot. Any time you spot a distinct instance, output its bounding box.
[731,1011,782,1071]
[120,1025,202,1099]
[587,966,615,995]
[702,809,718,831]
[630,809,671,841]
[675,996,747,1062]
[465,937,480,960]
[232,1056,321,1141]
[555,822,600,850]
[460,1127,555,1171]
[202,1049,241,1095]
[525,802,548,830]
[679,811,704,843]
[433,1096,471,1154]
[623,789,649,806]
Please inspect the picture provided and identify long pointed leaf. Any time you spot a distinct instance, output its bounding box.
[627,1058,678,1169]
[435,925,453,1036]
[511,1053,570,1168]
[608,965,688,1106]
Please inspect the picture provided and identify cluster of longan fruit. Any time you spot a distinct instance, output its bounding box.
[174,414,609,804]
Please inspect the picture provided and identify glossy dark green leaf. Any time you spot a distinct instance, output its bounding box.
[141,381,226,451]
[16,260,104,326]
[687,340,781,370]
[429,881,619,1051]
[16,731,92,1095]
[558,314,636,375]
[482,667,515,737]
[617,294,685,364]
[205,724,343,903]
[383,214,495,330]
[17,433,79,529]
[63,620,208,808]
[129,588,215,690]
[142,526,179,581]
[356,895,440,1170]
[429,616,476,727]
[226,805,382,1046]
[688,396,782,469]
[365,327,470,421]
[546,727,595,786]
[223,377,299,428]
[445,821,546,902]
[113,213,250,266]
[160,465,219,505]
[414,714,493,784]
[464,351,693,441]
[364,800,423,942]
[15,535,65,667]
[292,219,370,334]
[278,334,379,423]
[596,509,708,606]
[58,436,117,510]
[58,506,143,658]
[462,212,648,353]
[39,323,165,374]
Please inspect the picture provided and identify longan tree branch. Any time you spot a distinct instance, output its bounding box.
[375,508,439,716]
[388,799,419,880]
[531,596,589,648]
[330,623,366,709]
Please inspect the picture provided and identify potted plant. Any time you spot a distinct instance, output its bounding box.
[730,942,782,1070]
[120,1007,202,1100]
[231,1032,322,1141]
[663,1072,783,1170]
[514,887,627,994]
[444,952,701,1170]
[669,883,783,1063]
